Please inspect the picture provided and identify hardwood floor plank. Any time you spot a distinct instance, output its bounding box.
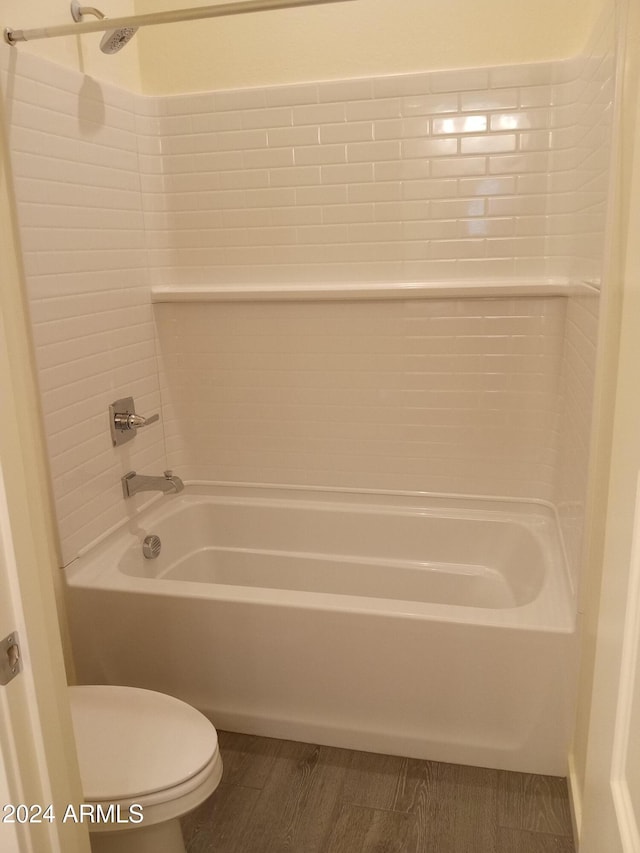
[392,756,439,813]
[235,740,350,853]
[390,757,439,851]
[217,730,281,790]
[497,772,573,836]
[426,762,499,853]
[497,827,575,852]
[182,784,261,853]
[322,804,418,853]
[341,750,407,811]
[183,733,576,853]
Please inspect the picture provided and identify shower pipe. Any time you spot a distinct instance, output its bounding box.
[4,0,357,47]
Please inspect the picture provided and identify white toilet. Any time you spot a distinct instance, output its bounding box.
[69,685,223,853]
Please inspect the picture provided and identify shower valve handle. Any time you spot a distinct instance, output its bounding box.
[114,411,159,431]
[109,396,160,447]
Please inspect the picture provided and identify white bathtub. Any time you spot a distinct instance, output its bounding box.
[64,484,577,776]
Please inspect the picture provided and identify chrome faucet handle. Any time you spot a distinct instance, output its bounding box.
[109,396,160,447]
[114,411,160,431]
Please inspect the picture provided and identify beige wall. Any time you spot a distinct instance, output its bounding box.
[568,0,639,835]
[1,0,141,90]
[571,0,640,832]
[134,0,607,94]
[0,0,611,95]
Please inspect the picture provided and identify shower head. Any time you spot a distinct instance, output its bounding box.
[99,26,138,54]
[70,1,137,54]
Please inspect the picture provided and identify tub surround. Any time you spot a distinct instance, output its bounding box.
[0,51,165,564]
[140,55,613,288]
[0,2,614,574]
[554,291,601,590]
[155,295,566,503]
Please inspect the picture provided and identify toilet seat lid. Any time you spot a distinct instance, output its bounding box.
[69,685,219,802]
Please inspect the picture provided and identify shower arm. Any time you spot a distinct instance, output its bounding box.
[5,0,357,46]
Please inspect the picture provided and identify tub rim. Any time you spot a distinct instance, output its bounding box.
[65,483,576,634]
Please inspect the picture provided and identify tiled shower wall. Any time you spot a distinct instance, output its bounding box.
[139,6,613,289]
[155,297,566,497]
[0,53,166,563]
[140,62,592,285]
[554,292,600,588]
[550,5,615,589]
[0,4,614,568]
[548,5,617,284]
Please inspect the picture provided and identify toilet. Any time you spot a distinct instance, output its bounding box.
[69,685,223,853]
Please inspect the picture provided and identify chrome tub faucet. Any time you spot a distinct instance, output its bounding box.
[121,470,184,499]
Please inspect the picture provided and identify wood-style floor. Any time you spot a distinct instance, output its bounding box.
[182,731,575,853]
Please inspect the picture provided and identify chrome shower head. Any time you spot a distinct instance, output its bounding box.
[70,1,137,54]
[99,26,138,54]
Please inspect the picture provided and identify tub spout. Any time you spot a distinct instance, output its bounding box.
[122,470,184,499]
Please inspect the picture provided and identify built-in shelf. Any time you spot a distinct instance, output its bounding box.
[150,278,599,304]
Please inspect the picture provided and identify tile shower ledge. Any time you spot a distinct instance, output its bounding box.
[150,278,598,303]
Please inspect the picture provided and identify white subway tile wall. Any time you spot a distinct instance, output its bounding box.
[141,52,612,287]
[0,6,614,564]
[155,297,566,499]
[554,292,601,592]
[548,4,616,283]
[550,2,615,588]
[0,50,166,566]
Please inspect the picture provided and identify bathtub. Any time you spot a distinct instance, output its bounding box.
[64,484,577,776]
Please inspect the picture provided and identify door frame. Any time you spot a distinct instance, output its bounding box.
[0,117,90,853]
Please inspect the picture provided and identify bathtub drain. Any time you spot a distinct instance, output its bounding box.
[142,534,161,559]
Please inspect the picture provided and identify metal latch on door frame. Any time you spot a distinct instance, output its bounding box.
[0,632,21,685]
